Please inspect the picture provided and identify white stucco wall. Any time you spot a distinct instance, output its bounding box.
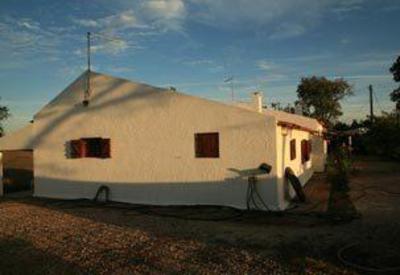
[32,72,281,210]
[275,126,314,209]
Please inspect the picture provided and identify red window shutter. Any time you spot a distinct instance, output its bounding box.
[79,139,87,158]
[101,138,111,158]
[195,133,219,158]
[70,139,85,158]
[290,139,296,160]
[301,140,307,163]
[70,140,80,158]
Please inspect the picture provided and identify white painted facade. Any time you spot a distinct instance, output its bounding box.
[0,71,326,210]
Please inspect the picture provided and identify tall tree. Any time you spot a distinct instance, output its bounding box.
[390,56,400,110]
[296,76,353,126]
[0,99,10,136]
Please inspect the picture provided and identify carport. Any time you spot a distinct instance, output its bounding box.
[0,124,33,196]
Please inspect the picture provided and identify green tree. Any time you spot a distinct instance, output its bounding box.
[390,56,400,109]
[270,102,295,113]
[0,99,10,136]
[296,76,353,126]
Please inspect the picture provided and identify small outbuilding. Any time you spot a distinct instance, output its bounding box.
[0,71,326,210]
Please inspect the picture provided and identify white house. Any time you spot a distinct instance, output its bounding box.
[0,71,326,210]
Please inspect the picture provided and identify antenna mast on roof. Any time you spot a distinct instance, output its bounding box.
[83,32,91,106]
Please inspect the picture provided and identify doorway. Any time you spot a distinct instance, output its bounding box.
[2,150,33,195]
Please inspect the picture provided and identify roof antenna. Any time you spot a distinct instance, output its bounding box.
[83,31,91,107]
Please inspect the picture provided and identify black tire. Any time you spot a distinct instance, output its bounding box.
[285,168,306,202]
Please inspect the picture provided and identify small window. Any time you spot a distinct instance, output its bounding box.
[301,139,310,163]
[290,139,296,160]
[195,132,219,158]
[69,138,111,159]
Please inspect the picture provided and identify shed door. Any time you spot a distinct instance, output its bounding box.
[2,150,34,194]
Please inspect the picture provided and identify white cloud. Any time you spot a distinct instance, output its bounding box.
[189,0,366,38]
[141,0,186,31]
[72,19,99,28]
[0,16,68,71]
[268,23,306,40]
[183,59,214,66]
[73,10,144,31]
[17,19,41,31]
[256,60,274,70]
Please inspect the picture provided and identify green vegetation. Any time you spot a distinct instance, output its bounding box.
[331,55,400,161]
[390,56,400,109]
[0,98,10,136]
[327,146,353,191]
[296,76,353,127]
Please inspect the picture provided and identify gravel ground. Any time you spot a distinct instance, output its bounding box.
[0,201,287,274]
[0,158,399,274]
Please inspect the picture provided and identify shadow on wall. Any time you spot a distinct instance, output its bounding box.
[33,174,279,211]
[28,72,171,149]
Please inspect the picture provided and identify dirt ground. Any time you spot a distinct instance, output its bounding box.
[0,158,399,274]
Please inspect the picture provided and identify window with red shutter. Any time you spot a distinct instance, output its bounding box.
[290,139,296,160]
[70,139,84,158]
[301,139,310,163]
[69,138,111,159]
[195,132,219,158]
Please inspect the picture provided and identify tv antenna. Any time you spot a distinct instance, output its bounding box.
[83,31,126,106]
[83,31,91,106]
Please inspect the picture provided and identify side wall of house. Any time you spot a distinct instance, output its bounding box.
[33,74,280,210]
[275,126,314,209]
[312,136,327,172]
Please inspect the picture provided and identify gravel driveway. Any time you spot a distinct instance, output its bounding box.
[0,158,399,274]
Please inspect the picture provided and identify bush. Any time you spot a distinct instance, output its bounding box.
[363,113,400,160]
[327,146,352,191]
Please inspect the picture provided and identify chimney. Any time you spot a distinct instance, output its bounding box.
[252,92,263,113]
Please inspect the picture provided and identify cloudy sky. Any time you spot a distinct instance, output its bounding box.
[1,0,399,131]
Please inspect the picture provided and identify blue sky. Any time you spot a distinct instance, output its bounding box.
[1,0,399,131]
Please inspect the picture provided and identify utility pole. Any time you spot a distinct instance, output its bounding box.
[84,32,91,106]
[224,76,234,101]
[369,85,374,124]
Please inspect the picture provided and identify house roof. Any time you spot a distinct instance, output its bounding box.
[0,123,33,151]
[263,109,325,134]
[0,71,324,150]
[232,101,324,134]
